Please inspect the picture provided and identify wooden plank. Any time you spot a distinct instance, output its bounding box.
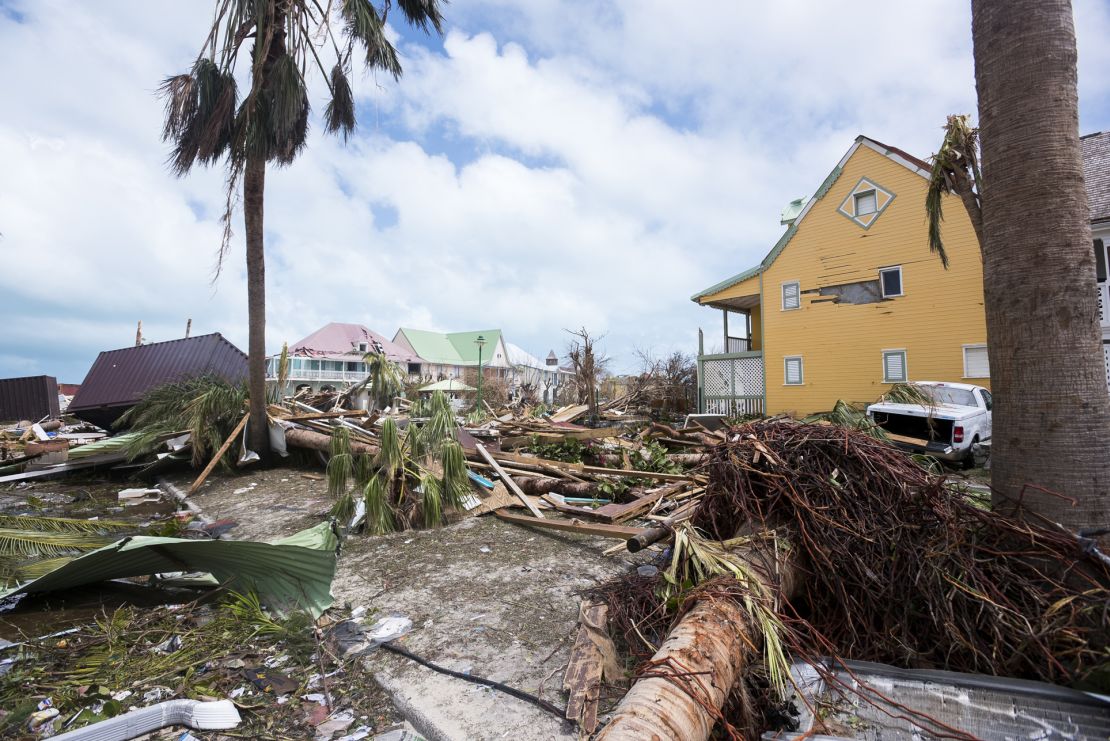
[500,427,623,450]
[564,602,607,732]
[550,404,589,423]
[494,509,645,539]
[590,484,685,524]
[580,465,694,482]
[186,412,249,496]
[476,443,545,519]
[885,432,931,446]
[283,409,370,422]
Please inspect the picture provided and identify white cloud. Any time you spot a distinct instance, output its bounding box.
[1,0,1108,382]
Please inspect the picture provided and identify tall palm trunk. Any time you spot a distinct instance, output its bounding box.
[973,0,1110,532]
[244,156,269,458]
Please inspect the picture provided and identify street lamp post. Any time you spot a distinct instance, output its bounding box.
[474,335,487,412]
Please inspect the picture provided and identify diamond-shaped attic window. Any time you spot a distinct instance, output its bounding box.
[838,177,894,229]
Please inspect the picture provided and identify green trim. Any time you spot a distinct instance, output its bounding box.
[691,264,763,301]
[698,350,763,361]
[813,165,843,200]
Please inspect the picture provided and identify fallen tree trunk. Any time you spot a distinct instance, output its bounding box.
[515,477,600,497]
[593,453,708,468]
[596,546,793,741]
[283,426,379,457]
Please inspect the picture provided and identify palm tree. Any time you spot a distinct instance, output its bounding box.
[925,114,984,268]
[970,0,1110,532]
[361,349,405,411]
[160,0,444,458]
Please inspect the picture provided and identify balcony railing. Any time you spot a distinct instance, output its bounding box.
[697,351,764,417]
[267,369,368,382]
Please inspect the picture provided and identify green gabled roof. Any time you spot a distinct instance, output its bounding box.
[398,328,502,365]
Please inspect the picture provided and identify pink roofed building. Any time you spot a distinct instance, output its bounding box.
[265,322,419,393]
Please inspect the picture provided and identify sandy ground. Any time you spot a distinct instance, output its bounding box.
[167,466,649,740]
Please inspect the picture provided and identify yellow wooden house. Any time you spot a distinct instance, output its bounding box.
[692,135,988,417]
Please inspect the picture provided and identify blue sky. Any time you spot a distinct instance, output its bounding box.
[1,0,1109,383]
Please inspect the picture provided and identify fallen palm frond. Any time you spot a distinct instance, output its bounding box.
[0,515,135,534]
[880,381,935,406]
[327,427,356,522]
[661,525,791,696]
[440,441,469,509]
[118,374,248,468]
[363,474,395,535]
[803,400,888,440]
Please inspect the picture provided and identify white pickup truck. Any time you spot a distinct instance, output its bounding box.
[866,381,992,464]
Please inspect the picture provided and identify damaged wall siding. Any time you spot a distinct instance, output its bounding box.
[761,145,987,415]
[0,375,60,422]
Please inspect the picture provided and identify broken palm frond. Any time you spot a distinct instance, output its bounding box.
[880,382,936,406]
[363,474,395,535]
[926,113,983,268]
[440,441,469,509]
[118,374,248,468]
[420,472,443,528]
[661,525,790,696]
[803,400,888,440]
[269,342,290,403]
[375,417,403,479]
[692,419,1110,689]
[0,514,135,534]
[327,427,356,522]
[0,515,144,588]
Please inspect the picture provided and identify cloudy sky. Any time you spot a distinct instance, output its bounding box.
[2,1,1109,382]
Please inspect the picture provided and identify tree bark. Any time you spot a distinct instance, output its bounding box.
[514,477,599,497]
[973,0,1110,532]
[244,156,270,460]
[597,544,794,740]
[283,426,379,457]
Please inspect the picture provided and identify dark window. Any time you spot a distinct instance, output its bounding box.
[408,363,421,375]
[1096,239,1107,283]
[879,267,903,297]
[980,389,993,411]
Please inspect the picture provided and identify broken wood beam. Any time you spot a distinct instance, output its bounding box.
[477,443,545,519]
[187,412,249,496]
[494,509,644,539]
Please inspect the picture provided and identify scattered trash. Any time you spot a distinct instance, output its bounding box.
[302,693,328,705]
[153,635,183,654]
[635,564,658,577]
[478,545,491,554]
[315,709,355,739]
[244,666,298,695]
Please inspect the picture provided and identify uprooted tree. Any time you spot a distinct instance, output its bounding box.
[160,0,445,459]
[565,327,610,419]
[925,0,1110,533]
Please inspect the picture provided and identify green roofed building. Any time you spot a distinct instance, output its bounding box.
[392,328,512,381]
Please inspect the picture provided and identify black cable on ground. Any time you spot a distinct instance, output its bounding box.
[379,641,568,719]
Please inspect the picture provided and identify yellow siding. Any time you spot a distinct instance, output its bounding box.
[749,303,763,351]
[760,145,987,415]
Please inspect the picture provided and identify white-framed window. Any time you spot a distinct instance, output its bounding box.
[882,350,907,383]
[855,190,877,216]
[963,344,990,378]
[784,355,804,385]
[782,280,801,311]
[879,266,903,297]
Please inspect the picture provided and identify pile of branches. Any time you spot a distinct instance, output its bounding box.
[692,418,1110,687]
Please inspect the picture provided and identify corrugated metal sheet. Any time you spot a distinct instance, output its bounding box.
[0,375,60,422]
[0,522,339,617]
[768,659,1110,740]
[69,333,247,429]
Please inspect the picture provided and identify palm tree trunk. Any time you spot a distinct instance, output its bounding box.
[244,155,270,459]
[973,0,1110,532]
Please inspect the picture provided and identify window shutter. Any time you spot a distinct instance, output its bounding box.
[964,346,990,378]
[785,357,803,385]
[1096,239,1107,283]
[782,282,800,310]
[883,351,906,383]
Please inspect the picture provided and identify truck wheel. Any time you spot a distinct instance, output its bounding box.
[962,436,979,470]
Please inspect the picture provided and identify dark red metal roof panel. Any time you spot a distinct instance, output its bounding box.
[0,375,60,422]
[69,333,248,416]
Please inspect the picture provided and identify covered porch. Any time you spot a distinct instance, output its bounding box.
[695,288,764,416]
